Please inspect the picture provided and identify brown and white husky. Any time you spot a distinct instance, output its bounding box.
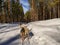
[20,25,30,44]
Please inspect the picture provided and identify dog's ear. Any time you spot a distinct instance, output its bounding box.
[24,26,27,28]
[29,28,32,32]
[20,24,24,28]
[20,24,27,28]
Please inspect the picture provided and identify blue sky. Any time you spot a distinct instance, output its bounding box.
[20,0,30,14]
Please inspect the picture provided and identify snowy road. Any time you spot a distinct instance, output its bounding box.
[0,18,60,45]
[0,24,20,45]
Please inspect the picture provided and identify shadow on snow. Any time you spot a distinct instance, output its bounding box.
[0,34,20,45]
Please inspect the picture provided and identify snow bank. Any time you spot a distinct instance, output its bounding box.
[29,18,60,26]
[0,18,60,45]
[27,18,60,45]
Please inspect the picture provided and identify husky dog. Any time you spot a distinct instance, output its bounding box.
[20,25,30,44]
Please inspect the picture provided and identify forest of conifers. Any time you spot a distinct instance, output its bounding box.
[0,0,60,23]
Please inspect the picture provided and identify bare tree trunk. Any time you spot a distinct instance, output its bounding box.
[1,1,5,23]
[7,0,11,23]
[43,4,45,20]
[52,6,57,18]
[30,0,38,21]
[58,0,60,18]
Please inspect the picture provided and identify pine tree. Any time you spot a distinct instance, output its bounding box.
[29,0,38,21]
[11,0,24,22]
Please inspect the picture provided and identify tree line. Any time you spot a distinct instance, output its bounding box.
[25,0,60,22]
[0,0,24,23]
[0,0,60,23]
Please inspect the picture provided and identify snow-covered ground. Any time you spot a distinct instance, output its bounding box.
[0,18,60,45]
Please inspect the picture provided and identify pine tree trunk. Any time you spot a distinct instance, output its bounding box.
[30,0,38,21]
[7,0,11,23]
[2,1,5,23]
[43,4,45,20]
[58,0,60,18]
